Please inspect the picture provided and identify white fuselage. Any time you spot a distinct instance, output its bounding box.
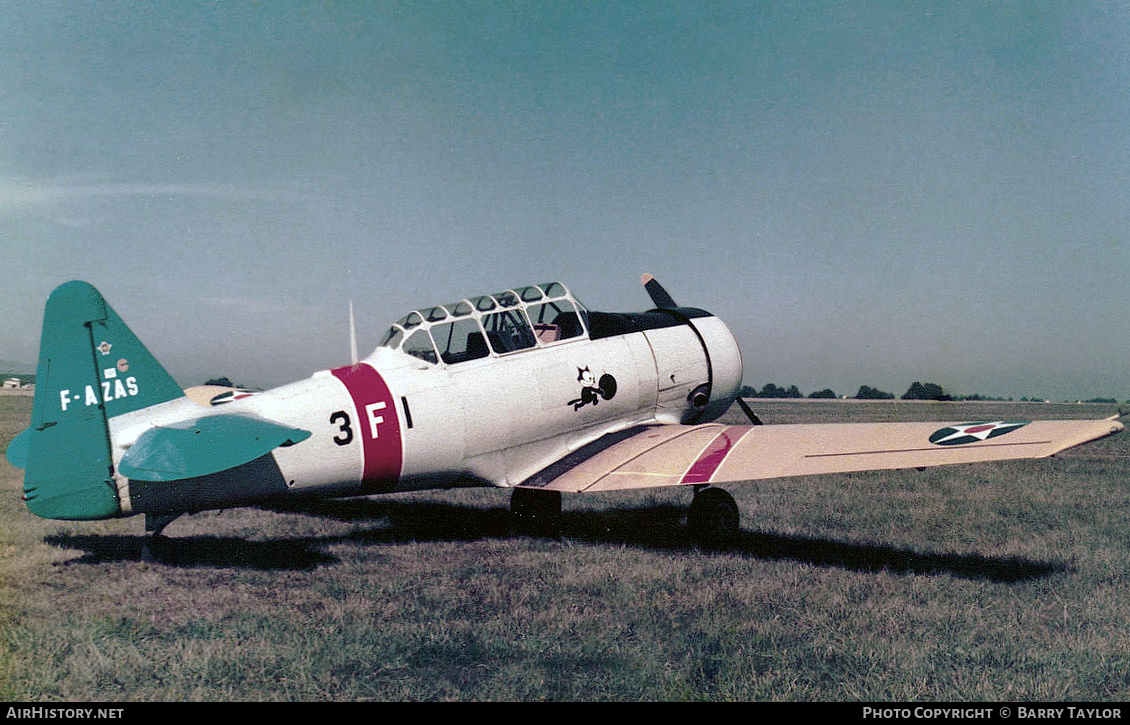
[107,309,741,516]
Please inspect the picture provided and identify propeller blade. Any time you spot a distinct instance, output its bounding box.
[641,273,678,309]
[736,397,764,425]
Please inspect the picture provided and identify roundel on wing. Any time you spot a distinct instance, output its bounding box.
[929,421,1030,446]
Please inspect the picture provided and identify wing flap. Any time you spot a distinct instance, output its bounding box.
[520,418,1124,493]
[118,413,311,482]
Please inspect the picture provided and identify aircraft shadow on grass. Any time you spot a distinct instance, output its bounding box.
[44,498,1065,582]
[43,532,338,570]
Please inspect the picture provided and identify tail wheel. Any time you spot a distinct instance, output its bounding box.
[510,488,562,536]
[688,487,740,548]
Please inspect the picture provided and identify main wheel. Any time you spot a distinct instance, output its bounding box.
[687,487,740,548]
[510,488,562,537]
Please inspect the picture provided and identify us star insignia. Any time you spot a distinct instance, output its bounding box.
[929,421,1030,446]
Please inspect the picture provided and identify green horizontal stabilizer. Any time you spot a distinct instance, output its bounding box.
[119,413,311,482]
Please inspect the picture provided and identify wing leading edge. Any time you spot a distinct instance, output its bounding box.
[519,417,1125,494]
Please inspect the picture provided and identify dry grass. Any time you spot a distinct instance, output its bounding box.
[1,395,1128,701]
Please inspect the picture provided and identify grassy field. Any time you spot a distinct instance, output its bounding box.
[1,391,1128,701]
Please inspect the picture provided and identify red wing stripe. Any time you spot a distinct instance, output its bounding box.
[681,426,742,484]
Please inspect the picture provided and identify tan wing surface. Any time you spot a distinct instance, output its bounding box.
[519,417,1124,494]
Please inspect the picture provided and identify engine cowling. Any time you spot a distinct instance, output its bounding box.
[685,314,743,423]
[637,309,743,424]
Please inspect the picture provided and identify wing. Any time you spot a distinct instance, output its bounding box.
[519,417,1125,493]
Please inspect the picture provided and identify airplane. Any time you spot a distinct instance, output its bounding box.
[4,275,1124,549]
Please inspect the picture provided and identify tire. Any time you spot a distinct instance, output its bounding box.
[510,488,562,537]
[687,487,740,548]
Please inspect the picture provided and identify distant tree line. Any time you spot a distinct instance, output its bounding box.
[901,382,950,401]
[739,382,906,400]
[737,383,884,400]
[740,381,1128,403]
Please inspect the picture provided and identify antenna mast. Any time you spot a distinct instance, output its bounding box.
[349,301,359,365]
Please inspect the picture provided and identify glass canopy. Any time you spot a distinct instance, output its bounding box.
[377,283,588,365]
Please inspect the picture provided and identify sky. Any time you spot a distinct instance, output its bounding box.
[1,1,1128,401]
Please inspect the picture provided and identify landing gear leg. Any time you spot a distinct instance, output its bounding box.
[142,513,181,562]
[145,513,180,537]
[510,488,562,537]
[687,486,740,548]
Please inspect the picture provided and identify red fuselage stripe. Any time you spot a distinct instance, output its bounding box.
[331,363,402,492]
[681,427,740,484]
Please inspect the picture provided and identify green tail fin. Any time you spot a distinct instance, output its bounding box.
[17,281,184,520]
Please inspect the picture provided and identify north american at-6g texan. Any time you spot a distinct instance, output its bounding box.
[5,276,1124,546]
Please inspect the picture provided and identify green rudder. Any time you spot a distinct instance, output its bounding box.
[18,281,185,520]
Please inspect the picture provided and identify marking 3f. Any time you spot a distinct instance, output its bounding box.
[330,364,402,491]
